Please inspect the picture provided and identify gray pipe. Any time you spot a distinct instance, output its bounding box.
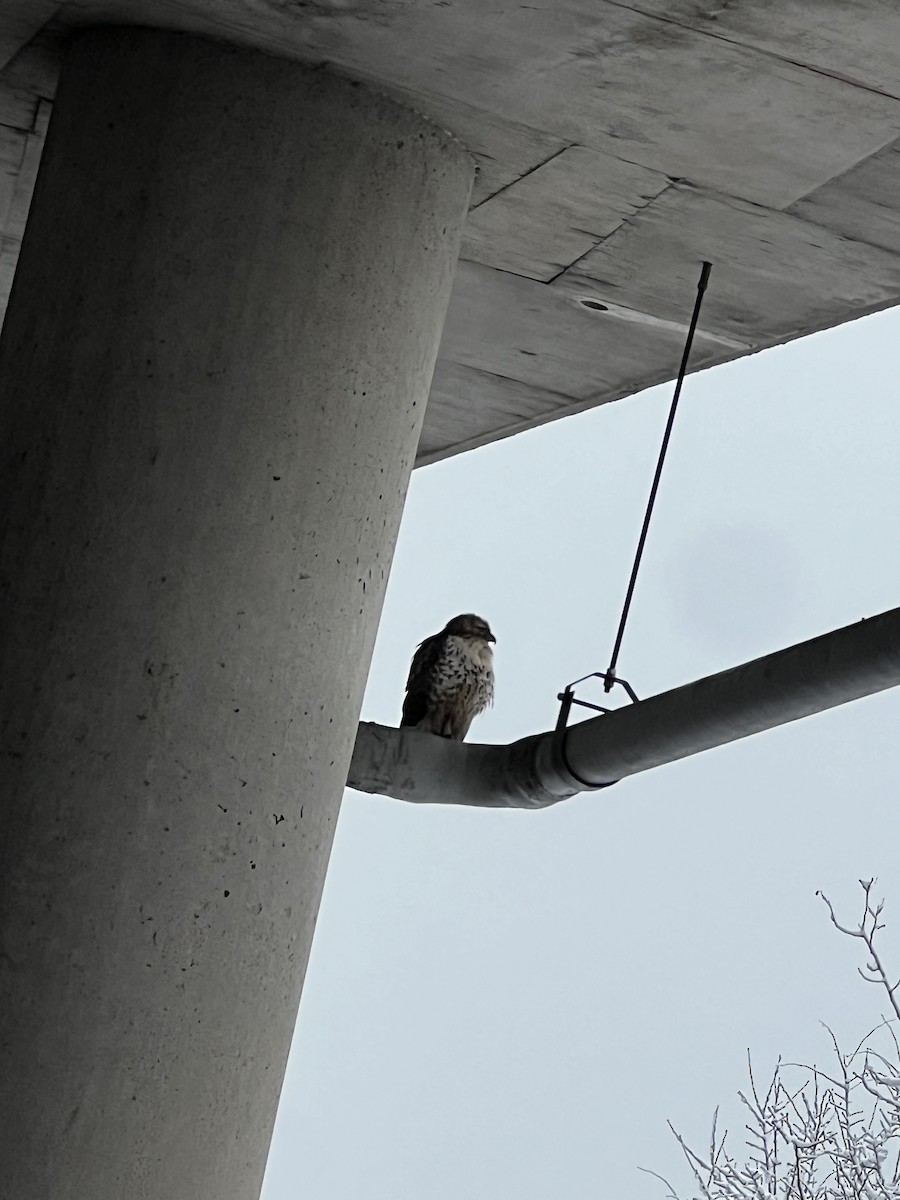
[347,606,900,808]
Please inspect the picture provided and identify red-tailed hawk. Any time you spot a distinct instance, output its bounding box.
[400,613,495,740]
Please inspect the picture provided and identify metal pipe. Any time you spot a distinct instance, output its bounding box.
[347,606,900,808]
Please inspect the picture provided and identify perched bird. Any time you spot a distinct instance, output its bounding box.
[400,613,495,741]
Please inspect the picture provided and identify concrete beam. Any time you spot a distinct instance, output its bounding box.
[348,606,900,808]
[0,28,472,1200]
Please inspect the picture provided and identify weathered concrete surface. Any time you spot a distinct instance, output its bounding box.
[0,28,471,1200]
[4,3,900,462]
[3,1,900,463]
[0,0,58,71]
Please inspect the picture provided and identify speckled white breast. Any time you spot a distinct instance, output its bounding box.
[437,635,494,712]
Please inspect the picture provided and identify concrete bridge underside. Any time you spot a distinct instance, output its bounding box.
[4,2,900,464]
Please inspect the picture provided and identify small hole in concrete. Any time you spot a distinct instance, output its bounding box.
[579,299,609,312]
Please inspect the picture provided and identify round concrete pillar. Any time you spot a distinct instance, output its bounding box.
[0,28,471,1200]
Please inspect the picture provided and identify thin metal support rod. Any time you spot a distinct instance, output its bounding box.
[604,260,712,691]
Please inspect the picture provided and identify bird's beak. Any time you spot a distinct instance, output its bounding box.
[488,633,496,643]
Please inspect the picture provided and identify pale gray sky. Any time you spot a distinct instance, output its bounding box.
[262,306,900,1199]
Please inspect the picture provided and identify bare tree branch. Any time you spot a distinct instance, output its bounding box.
[646,882,900,1200]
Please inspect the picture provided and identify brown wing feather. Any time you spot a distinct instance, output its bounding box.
[400,632,445,727]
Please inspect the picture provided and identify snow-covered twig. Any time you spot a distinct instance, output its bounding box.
[647,882,900,1200]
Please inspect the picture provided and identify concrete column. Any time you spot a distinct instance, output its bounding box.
[0,28,471,1200]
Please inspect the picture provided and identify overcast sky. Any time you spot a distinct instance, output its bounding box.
[262,305,900,1200]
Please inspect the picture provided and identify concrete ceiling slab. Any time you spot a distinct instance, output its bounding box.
[789,138,900,256]
[0,128,25,278]
[0,71,48,313]
[439,258,734,401]
[565,183,900,344]
[103,0,900,209]
[461,145,668,282]
[0,1,60,71]
[2,0,900,463]
[630,0,900,96]
[420,360,574,465]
